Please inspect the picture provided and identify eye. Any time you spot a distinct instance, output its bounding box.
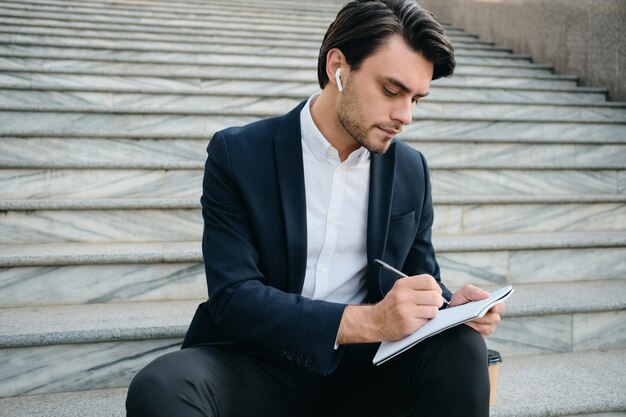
[383,88,398,97]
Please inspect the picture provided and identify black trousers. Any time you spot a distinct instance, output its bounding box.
[126,325,489,417]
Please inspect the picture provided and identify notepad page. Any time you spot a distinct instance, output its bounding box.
[374,285,514,365]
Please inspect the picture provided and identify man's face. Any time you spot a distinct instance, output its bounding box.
[336,35,434,154]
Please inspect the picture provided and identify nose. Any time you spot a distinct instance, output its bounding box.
[390,98,413,126]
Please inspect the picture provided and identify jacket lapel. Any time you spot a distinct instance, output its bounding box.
[366,141,397,299]
[274,101,308,294]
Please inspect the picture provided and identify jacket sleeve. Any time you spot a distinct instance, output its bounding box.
[401,152,453,301]
[200,132,347,376]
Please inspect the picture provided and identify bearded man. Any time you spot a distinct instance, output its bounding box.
[126,1,505,415]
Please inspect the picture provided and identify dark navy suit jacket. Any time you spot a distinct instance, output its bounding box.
[182,101,451,376]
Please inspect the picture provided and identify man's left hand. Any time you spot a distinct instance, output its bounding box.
[449,285,505,338]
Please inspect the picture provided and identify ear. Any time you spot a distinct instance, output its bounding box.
[325,48,346,90]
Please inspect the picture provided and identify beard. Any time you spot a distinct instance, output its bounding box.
[336,77,400,155]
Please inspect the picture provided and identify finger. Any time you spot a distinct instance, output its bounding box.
[489,303,506,314]
[403,274,441,292]
[418,305,440,320]
[409,289,445,307]
[471,313,501,330]
[391,282,442,305]
[465,321,496,337]
[477,310,502,322]
[450,284,489,306]
[470,313,501,327]
[408,304,439,320]
[463,321,487,337]
[462,284,490,301]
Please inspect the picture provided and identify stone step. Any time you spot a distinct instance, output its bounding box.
[0,0,342,27]
[0,281,624,396]
[83,0,344,13]
[0,44,536,69]
[3,137,624,170]
[353,195,593,233]
[0,300,196,349]
[0,110,622,141]
[435,233,626,289]
[0,207,202,245]
[0,387,129,417]
[72,0,344,15]
[0,23,510,53]
[0,300,194,398]
[9,0,342,23]
[0,24,330,49]
[492,349,626,417]
[0,257,205,308]
[1,167,624,200]
[403,120,623,141]
[4,194,625,209]
[1,89,623,122]
[0,15,493,49]
[0,75,586,101]
[0,32,518,58]
[2,349,626,417]
[484,280,626,358]
[24,0,488,30]
[1,70,590,96]
[0,7,476,39]
[0,56,560,78]
[0,7,479,42]
[0,7,335,37]
[0,234,624,307]
[0,0,342,20]
[415,140,626,165]
[79,0,341,11]
[1,195,625,244]
[0,4,467,42]
[0,13,487,46]
[0,71,600,95]
[0,233,622,267]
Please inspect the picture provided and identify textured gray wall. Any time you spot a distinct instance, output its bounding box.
[419,0,626,101]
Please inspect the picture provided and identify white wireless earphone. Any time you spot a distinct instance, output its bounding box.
[335,68,343,92]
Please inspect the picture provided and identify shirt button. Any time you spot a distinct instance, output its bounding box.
[320,266,328,273]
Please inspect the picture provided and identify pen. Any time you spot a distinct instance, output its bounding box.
[373,259,450,309]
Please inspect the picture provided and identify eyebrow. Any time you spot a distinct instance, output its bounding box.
[384,76,430,98]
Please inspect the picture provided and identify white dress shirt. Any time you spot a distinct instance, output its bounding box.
[299,94,370,305]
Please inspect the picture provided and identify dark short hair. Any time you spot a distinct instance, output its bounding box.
[317,0,455,89]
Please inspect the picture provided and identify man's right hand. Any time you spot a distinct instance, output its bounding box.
[372,274,444,341]
[336,274,445,345]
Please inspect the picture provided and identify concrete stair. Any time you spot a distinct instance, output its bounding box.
[1,137,624,166]
[1,350,625,417]
[0,281,624,396]
[1,198,626,244]
[0,0,624,415]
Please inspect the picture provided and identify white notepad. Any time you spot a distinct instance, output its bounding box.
[373,285,515,365]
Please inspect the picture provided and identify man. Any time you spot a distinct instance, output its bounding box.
[126,0,505,415]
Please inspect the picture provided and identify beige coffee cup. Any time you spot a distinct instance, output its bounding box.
[488,349,502,406]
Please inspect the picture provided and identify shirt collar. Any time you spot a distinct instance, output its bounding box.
[300,94,370,167]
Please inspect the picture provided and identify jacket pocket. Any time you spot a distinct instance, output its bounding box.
[389,210,416,227]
